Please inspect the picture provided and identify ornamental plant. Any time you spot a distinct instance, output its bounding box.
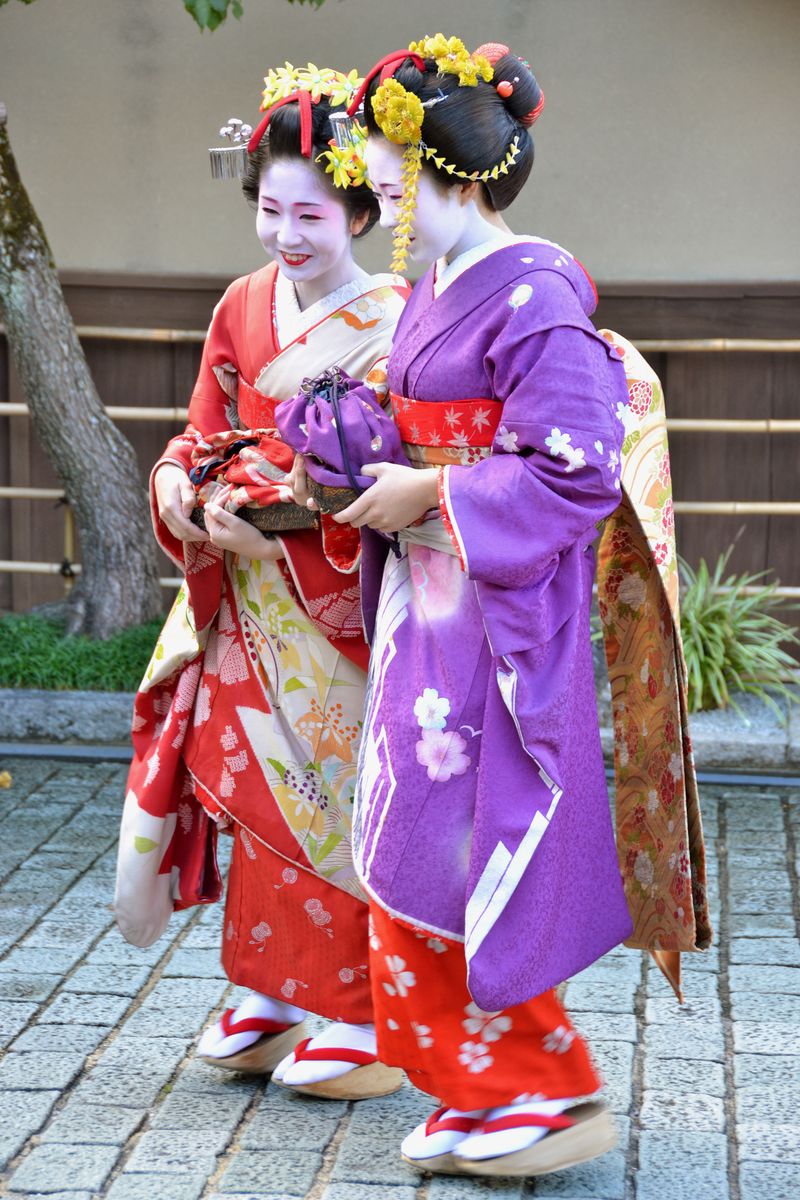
[679,547,799,717]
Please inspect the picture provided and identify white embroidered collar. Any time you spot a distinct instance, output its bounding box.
[274,268,394,345]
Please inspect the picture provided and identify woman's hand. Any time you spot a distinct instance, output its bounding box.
[287,453,318,511]
[334,463,439,533]
[153,463,208,543]
[204,503,285,561]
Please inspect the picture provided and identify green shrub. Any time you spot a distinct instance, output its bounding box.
[679,549,799,716]
[0,613,162,692]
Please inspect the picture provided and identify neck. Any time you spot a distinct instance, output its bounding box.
[445,205,509,264]
[291,251,366,311]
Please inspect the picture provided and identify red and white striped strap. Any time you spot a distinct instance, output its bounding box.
[478,1112,575,1135]
[425,1107,484,1137]
[291,1037,377,1067]
[219,1008,293,1039]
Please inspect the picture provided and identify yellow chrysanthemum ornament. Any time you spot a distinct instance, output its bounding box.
[408,35,493,87]
[345,37,523,272]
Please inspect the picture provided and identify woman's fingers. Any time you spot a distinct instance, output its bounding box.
[288,453,318,510]
[333,491,374,525]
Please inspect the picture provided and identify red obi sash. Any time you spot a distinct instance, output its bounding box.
[238,378,280,429]
[390,393,502,450]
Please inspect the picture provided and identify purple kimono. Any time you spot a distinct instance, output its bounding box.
[351,240,635,1012]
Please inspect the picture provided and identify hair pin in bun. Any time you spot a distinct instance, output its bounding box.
[496,80,514,99]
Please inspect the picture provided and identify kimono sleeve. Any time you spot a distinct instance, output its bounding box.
[186,277,248,435]
[439,278,628,590]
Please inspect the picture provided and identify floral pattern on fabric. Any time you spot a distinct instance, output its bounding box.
[369,903,601,1110]
[596,330,712,980]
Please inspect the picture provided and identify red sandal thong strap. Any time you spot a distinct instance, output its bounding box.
[426,1107,484,1136]
[219,1009,294,1039]
[291,1036,377,1066]
[478,1112,575,1135]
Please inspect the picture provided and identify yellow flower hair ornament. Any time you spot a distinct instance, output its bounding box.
[408,34,493,87]
[318,120,370,189]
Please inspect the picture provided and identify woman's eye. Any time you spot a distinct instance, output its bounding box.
[300,214,322,222]
[261,207,278,216]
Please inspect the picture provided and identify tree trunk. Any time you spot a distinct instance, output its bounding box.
[0,103,162,637]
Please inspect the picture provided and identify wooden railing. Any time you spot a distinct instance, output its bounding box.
[1,330,798,596]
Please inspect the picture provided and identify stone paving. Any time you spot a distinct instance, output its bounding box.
[0,756,797,1200]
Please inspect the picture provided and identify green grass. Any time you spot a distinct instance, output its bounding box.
[0,613,163,692]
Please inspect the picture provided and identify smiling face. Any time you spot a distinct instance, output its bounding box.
[256,158,355,291]
[365,138,466,266]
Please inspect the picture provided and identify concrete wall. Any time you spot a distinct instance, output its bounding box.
[1,0,798,282]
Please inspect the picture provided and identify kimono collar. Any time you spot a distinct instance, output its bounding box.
[391,239,599,392]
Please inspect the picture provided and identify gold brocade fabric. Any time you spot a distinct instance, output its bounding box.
[596,330,713,998]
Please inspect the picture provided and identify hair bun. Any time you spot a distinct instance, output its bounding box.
[475,43,544,127]
[474,42,511,65]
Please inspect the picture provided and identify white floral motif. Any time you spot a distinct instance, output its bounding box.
[427,937,448,954]
[414,688,451,731]
[471,408,493,430]
[415,728,471,783]
[457,1040,494,1073]
[496,424,519,453]
[412,1022,434,1048]
[618,573,647,610]
[220,725,238,751]
[462,1001,513,1043]
[339,964,367,983]
[249,921,272,951]
[144,749,161,788]
[545,428,572,456]
[304,898,333,938]
[543,1025,575,1054]
[594,440,604,454]
[368,912,382,952]
[615,400,638,437]
[444,406,461,427]
[561,444,586,473]
[449,430,470,450]
[634,851,654,888]
[382,955,416,998]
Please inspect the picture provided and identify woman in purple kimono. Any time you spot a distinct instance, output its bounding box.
[295,37,637,1177]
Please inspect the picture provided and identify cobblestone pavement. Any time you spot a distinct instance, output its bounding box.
[0,757,797,1200]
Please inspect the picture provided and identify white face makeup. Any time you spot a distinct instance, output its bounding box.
[365,138,465,266]
[256,159,360,307]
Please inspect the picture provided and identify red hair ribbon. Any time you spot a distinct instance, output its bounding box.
[346,49,426,119]
[247,89,314,158]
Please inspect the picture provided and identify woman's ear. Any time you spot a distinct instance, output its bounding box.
[349,208,371,237]
[458,181,481,206]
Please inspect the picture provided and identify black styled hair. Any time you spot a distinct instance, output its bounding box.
[242,98,379,237]
[363,51,541,211]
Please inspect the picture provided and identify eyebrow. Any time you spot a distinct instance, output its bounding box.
[259,195,324,208]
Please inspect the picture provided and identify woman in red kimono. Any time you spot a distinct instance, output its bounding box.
[114,64,409,1099]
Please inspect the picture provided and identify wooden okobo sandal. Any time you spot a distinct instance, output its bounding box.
[198,1009,307,1074]
[271,1036,404,1100]
[456,1101,617,1177]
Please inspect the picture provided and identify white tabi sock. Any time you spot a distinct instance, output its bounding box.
[401,1108,488,1163]
[197,991,306,1060]
[455,1094,576,1161]
[273,1021,377,1085]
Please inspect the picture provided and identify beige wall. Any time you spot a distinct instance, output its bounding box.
[1,0,799,282]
